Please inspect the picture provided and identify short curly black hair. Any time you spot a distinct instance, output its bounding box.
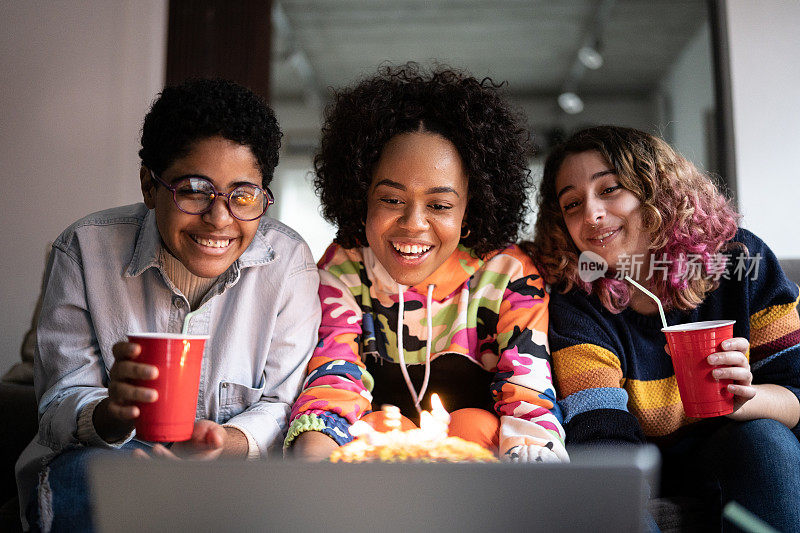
[314,63,533,257]
[139,78,282,187]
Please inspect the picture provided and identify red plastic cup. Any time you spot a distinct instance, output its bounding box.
[662,320,735,418]
[127,333,209,442]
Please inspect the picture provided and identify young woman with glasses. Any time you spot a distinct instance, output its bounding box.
[285,63,568,465]
[16,78,321,531]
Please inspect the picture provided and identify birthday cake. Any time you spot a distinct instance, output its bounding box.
[329,431,497,463]
[329,401,498,463]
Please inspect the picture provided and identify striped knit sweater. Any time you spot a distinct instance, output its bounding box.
[549,229,800,446]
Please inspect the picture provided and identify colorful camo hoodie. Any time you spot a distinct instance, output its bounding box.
[285,242,568,461]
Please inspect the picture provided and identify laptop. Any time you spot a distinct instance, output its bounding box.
[89,445,659,533]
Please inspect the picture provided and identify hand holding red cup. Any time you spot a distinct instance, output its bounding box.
[125,333,209,442]
[98,341,160,443]
[662,320,738,418]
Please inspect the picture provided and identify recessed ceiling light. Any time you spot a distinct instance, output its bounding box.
[558,92,584,114]
[578,46,604,70]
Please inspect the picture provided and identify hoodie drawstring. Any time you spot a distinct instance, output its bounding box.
[396,283,435,413]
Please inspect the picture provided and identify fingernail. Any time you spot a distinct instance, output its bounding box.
[712,369,722,378]
[708,355,718,364]
[721,341,730,350]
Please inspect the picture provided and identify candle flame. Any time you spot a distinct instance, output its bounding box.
[419,395,449,441]
[430,393,450,423]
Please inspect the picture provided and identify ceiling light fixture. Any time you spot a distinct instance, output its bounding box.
[557,92,585,114]
[555,0,616,115]
[577,45,603,70]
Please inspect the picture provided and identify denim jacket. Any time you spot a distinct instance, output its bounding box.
[16,203,320,515]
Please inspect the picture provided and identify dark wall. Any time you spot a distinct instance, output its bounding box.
[167,0,272,101]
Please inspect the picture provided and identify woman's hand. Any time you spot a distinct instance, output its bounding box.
[666,337,800,427]
[133,420,233,460]
[707,337,757,419]
[291,431,339,462]
[665,337,755,420]
[94,341,159,442]
[709,338,800,427]
[708,337,800,429]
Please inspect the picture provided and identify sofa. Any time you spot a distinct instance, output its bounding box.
[0,271,40,531]
[0,355,36,531]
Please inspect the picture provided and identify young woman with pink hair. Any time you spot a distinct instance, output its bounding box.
[530,125,800,531]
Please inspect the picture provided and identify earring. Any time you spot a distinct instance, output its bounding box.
[460,226,471,239]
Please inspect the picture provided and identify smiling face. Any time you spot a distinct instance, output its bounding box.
[141,136,262,278]
[554,150,651,274]
[365,131,469,287]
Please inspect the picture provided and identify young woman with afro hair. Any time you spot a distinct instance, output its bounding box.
[286,63,568,464]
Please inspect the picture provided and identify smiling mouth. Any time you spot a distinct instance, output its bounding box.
[588,228,620,245]
[391,241,433,259]
[191,235,233,248]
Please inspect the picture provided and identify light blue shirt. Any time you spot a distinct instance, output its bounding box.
[16,203,320,515]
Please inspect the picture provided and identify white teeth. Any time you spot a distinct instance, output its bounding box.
[193,236,231,248]
[596,230,615,240]
[392,243,432,255]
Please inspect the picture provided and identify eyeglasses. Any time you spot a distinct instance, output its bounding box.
[150,170,274,221]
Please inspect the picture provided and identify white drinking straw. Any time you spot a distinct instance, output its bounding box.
[624,275,668,329]
[181,309,201,335]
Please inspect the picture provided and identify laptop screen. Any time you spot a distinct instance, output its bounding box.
[90,445,659,532]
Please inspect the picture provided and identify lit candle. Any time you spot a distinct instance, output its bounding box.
[430,393,451,426]
[419,410,436,438]
[420,394,450,441]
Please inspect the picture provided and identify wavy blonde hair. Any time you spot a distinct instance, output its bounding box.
[530,126,739,312]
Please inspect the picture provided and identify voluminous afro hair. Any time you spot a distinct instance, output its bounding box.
[314,62,533,258]
[139,78,282,188]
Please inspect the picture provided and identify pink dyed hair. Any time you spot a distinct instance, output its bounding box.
[529,126,740,312]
